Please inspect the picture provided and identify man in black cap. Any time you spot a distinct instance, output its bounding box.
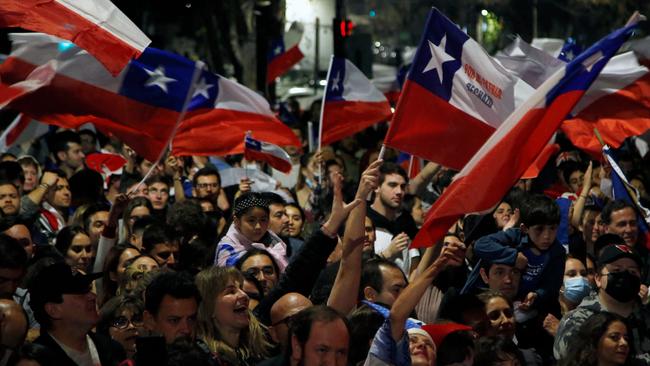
[554,244,650,364]
[29,262,125,366]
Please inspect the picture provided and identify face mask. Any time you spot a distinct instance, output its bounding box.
[563,276,591,304]
[605,271,641,303]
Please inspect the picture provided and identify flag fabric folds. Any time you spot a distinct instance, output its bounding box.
[266,22,304,84]
[384,8,518,171]
[0,33,300,161]
[244,135,293,173]
[0,0,151,75]
[410,16,639,249]
[0,114,50,152]
[320,56,392,146]
[561,51,650,157]
[604,145,650,249]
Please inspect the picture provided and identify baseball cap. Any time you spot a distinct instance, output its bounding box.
[597,244,642,268]
[29,262,102,305]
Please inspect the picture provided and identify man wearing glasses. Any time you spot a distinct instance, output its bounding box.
[554,244,650,364]
[192,167,230,215]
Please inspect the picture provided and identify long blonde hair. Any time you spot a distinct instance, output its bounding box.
[195,267,271,364]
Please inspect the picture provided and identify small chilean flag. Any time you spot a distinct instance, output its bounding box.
[267,22,304,84]
[244,135,293,173]
[320,56,392,146]
[0,0,151,75]
[0,114,50,152]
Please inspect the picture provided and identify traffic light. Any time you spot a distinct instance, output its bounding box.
[339,19,354,37]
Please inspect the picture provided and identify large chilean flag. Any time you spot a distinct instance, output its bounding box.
[384,8,518,171]
[411,15,640,248]
[0,33,300,161]
[320,57,392,146]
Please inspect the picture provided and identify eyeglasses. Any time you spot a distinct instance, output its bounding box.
[197,183,219,189]
[245,266,275,278]
[487,308,514,321]
[111,314,144,329]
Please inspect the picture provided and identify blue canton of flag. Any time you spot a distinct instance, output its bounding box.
[546,22,638,104]
[407,8,469,102]
[268,38,286,61]
[187,70,219,110]
[245,135,262,151]
[120,47,198,112]
[325,57,346,101]
[558,37,583,62]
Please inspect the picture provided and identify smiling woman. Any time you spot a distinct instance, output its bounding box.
[195,267,271,365]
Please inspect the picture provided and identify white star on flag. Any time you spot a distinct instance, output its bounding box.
[192,77,213,99]
[274,46,283,55]
[331,71,341,91]
[422,34,455,82]
[564,49,574,61]
[144,65,176,93]
[582,50,604,72]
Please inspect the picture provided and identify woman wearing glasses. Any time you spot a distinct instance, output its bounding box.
[54,225,93,274]
[97,295,145,359]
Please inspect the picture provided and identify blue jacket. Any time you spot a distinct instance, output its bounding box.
[462,228,566,311]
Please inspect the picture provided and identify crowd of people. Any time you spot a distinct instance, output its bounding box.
[0,118,648,366]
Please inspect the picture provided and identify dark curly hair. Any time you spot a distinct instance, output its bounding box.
[558,312,633,366]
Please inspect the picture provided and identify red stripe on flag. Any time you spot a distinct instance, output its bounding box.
[172,110,301,157]
[521,143,560,179]
[561,73,650,158]
[5,114,32,147]
[321,100,392,146]
[385,80,495,171]
[267,46,304,83]
[412,90,584,248]
[0,0,146,75]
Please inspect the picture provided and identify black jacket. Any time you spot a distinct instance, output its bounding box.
[34,332,125,366]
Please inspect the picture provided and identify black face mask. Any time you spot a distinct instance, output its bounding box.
[605,271,641,303]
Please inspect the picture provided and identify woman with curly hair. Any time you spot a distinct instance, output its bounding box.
[195,266,271,366]
[558,312,632,366]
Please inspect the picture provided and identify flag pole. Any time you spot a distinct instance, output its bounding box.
[407,154,415,177]
[317,55,334,186]
[133,60,205,195]
[244,131,251,180]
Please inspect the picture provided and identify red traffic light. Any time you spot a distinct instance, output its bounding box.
[339,20,354,37]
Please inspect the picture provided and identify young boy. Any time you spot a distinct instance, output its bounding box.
[473,194,566,313]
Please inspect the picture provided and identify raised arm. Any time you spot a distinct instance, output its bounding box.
[407,162,440,195]
[389,240,465,341]
[327,160,381,315]
[571,161,593,229]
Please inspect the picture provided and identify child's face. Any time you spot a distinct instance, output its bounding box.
[235,207,269,242]
[524,223,558,251]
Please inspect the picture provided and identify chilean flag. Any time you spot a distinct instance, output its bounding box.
[397,152,424,179]
[267,23,304,84]
[244,135,293,173]
[320,56,392,146]
[604,145,650,249]
[410,15,639,249]
[384,8,518,171]
[561,50,650,157]
[0,0,151,75]
[0,33,300,161]
[0,114,50,152]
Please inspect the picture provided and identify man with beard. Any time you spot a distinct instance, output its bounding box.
[368,163,420,275]
[0,181,19,217]
[30,262,124,365]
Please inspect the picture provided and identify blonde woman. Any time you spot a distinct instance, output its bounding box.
[195,267,271,366]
